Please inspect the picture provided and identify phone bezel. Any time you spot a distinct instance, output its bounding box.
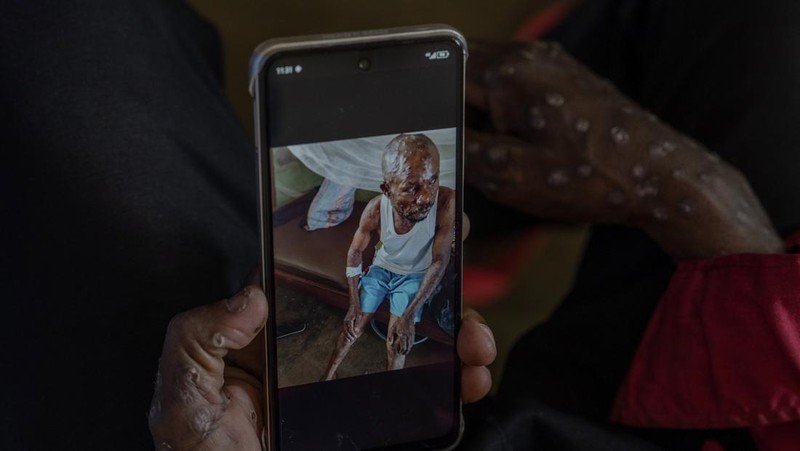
[251,26,467,451]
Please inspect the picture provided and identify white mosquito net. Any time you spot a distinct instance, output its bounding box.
[285,128,457,191]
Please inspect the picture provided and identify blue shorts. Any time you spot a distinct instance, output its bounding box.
[359,266,425,322]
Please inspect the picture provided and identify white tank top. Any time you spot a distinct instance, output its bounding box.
[372,193,437,275]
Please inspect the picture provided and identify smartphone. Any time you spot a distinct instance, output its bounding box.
[250,26,466,450]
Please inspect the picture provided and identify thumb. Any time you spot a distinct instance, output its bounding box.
[215,285,269,352]
[150,286,268,447]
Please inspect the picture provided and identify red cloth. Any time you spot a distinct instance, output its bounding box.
[514,0,573,41]
[611,251,800,449]
[785,230,800,251]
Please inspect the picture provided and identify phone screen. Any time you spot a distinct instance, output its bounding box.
[256,34,464,450]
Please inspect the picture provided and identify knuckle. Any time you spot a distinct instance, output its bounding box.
[166,311,195,335]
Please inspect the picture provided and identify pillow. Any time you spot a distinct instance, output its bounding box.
[305,178,356,231]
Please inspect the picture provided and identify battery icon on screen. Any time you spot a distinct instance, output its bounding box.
[424,50,450,60]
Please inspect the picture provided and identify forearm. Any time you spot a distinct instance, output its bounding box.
[402,257,449,321]
[346,250,362,309]
[346,277,361,310]
[575,102,784,259]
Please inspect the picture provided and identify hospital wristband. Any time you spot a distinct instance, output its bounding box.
[345,266,362,278]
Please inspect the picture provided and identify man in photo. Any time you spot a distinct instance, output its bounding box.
[323,133,456,379]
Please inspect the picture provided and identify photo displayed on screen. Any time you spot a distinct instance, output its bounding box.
[270,128,457,389]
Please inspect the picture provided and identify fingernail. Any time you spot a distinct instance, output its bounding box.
[464,311,494,340]
[463,310,486,325]
[225,287,250,313]
[478,323,494,340]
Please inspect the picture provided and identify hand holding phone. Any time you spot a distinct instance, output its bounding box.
[148,285,269,450]
[147,287,495,450]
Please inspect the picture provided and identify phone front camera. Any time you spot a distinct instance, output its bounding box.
[357,58,371,71]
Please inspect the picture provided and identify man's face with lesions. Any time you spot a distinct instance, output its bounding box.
[381,134,441,223]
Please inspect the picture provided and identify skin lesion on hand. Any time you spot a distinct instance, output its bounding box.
[466,40,784,260]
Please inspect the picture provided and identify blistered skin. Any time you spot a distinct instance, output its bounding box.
[150,281,497,450]
[148,286,267,450]
[381,134,441,225]
[466,41,783,259]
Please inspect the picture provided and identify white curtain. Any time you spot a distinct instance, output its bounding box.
[286,128,457,190]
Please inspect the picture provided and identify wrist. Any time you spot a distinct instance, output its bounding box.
[345,265,362,278]
[638,159,783,259]
[579,107,783,259]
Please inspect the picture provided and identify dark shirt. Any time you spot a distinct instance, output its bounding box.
[3,0,800,449]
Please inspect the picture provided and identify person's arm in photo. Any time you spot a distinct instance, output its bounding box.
[343,195,381,341]
[389,187,456,355]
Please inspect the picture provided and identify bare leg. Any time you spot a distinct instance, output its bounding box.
[322,312,374,380]
[386,314,415,371]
